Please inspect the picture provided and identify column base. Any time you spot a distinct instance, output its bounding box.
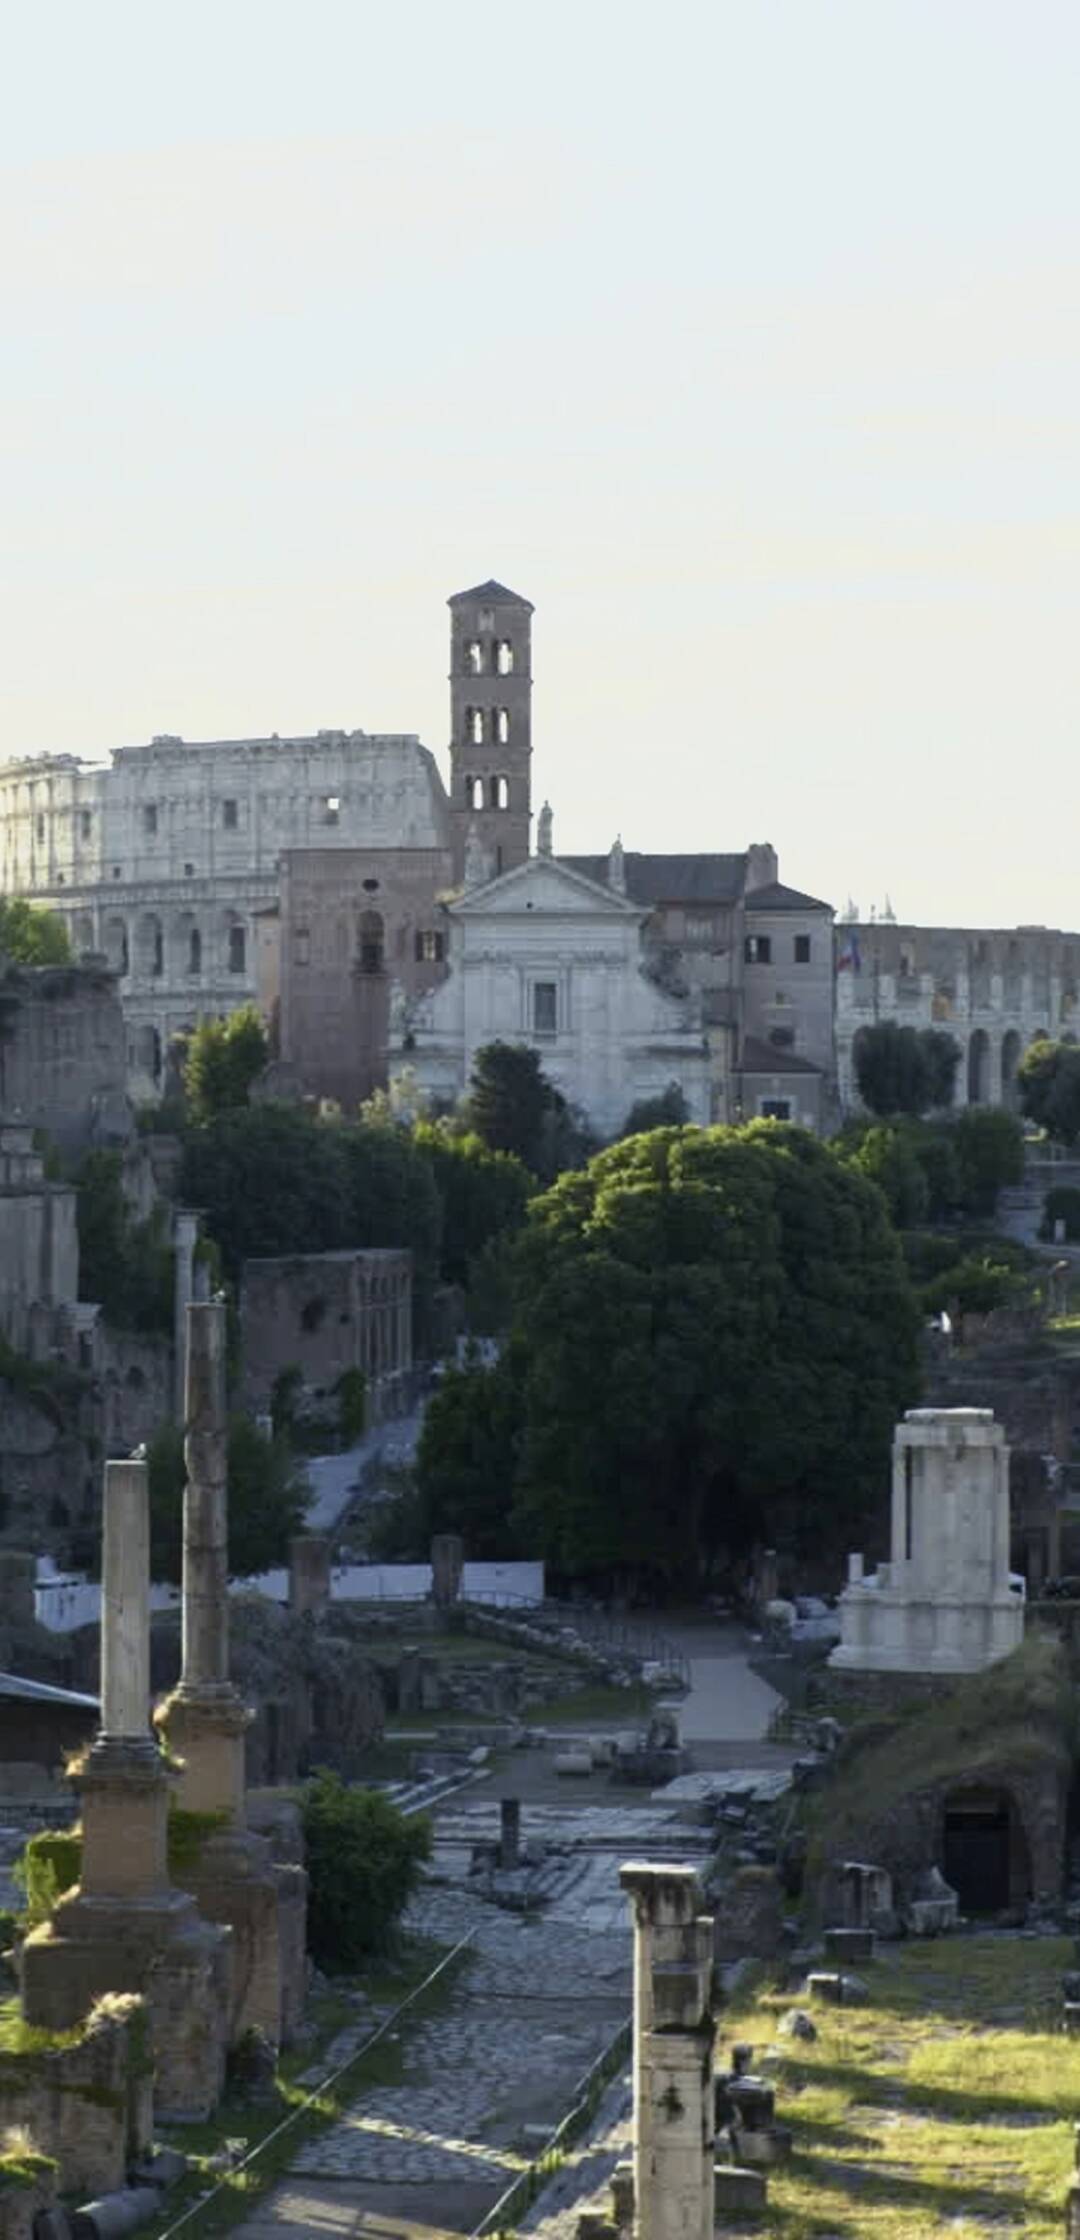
[156,1686,251,1820]
[21,1890,230,2123]
[172,1828,307,2048]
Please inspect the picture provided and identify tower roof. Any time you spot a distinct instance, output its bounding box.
[448,579,534,611]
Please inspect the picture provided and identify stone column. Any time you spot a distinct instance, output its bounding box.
[164,1299,247,1817]
[289,1534,331,1616]
[21,1453,231,2120]
[431,1533,464,1615]
[620,1863,716,2240]
[157,1299,306,2049]
[173,1208,199,1418]
[500,1798,521,1871]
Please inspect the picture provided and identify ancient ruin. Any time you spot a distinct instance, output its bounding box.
[830,1406,1025,1676]
[19,1455,230,2121]
[157,1300,307,2047]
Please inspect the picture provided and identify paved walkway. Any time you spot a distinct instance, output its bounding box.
[232,1619,781,2237]
[304,1410,424,1534]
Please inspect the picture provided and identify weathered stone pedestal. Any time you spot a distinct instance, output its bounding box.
[20,1461,229,2124]
[157,1301,306,2048]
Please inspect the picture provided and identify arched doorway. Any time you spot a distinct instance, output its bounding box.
[942,1785,1030,1913]
[967,1028,991,1106]
[1001,1029,1022,1111]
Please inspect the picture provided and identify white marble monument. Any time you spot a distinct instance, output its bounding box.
[829,1407,1025,1676]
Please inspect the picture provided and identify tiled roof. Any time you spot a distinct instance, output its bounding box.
[447,580,534,609]
[744,881,832,914]
[739,1036,825,1077]
[563,853,748,905]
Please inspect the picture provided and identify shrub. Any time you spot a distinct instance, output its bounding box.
[301,1773,431,1971]
[336,1367,367,1445]
[13,1832,81,1927]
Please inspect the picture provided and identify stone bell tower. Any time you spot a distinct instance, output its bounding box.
[448,580,533,882]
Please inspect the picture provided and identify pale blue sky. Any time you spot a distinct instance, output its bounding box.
[2,1,1077,924]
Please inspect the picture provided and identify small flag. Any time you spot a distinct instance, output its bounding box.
[837,931,862,974]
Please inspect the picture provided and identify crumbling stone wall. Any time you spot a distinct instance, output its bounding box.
[0,963,129,1154]
[0,1994,151,2197]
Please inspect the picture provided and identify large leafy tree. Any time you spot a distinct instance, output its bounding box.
[179,1105,354,1278]
[148,1415,307,1582]
[422,1122,920,1586]
[1019,1038,1080,1147]
[0,899,72,966]
[463,1042,555,1173]
[413,1122,532,1287]
[854,1021,959,1116]
[183,1005,269,1122]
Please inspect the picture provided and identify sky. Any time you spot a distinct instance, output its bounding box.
[1,0,1078,926]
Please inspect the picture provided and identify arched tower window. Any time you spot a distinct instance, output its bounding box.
[495,708,510,745]
[188,927,202,976]
[467,641,484,674]
[467,775,485,812]
[494,775,510,810]
[467,708,484,746]
[496,640,514,675]
[359,910,384,974]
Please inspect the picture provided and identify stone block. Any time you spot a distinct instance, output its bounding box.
[824,1927,875,1965]
[727,2077,775,2129]
[0,2172,59,2240]
[0,1995,151,2200]
[777,2007,817,2040]
[1064,2003,1080,2037]
[734,2125,792,2166]
[609,2160,634,2232]
[806,1971,865,2006]
[171,1827,293,2048]
[713,2164,767,2220]
[71,2189,160,2237]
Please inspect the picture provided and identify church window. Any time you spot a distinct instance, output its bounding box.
[495,708,510,745]
[359,910,384,973]
[323,795,340,825]
[467,775,485,812]
[493,775,510,810]
[294,927,310,966]
[362,876,380,892]
[532,981,557,1034]
[80,810,92,840]
[794,934,811,963]
[228,925,246,974]
[760,1098,790,1120]
[184,862,195,877]
[478,608,494,632]
[222,798,239,830]
[467,708,484,746]
[496,640,514,675]
[188,928,202,975]
[744,935,771,964]
[143,804,158,836]
[769,1026,795,1050]
[467,641,484,674]
[415,929,444,963]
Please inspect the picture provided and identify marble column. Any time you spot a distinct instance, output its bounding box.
[620,1862,716,2240]
[173,1209,199,1418]
[99,1458,154,1753]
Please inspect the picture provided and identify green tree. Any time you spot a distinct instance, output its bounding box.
[415,1345,526,1556]
[464,1042,554,1171]
[147,1415,308,1583]
[338,1119,442,1302]
[424,1122,919,1586]
[414,1122,532,1287]
[301,1774,432,1970]
[1019,1038,1080,1147]
[620,1084,690,1137]
[0,899,72,966]
[179,1105,353,1279]
[75,1149,173,1333]
[838,1121,929,1229]
[949,1107,1024,1214]
[854,1021,958,1117]
[183,1006,269,1123]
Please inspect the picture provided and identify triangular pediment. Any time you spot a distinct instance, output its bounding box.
[452,855,642,919]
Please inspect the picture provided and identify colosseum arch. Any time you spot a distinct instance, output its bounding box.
[967,1028,991,1106]
[102,915,129,976]
[1000,1029,1022,1111]
[134,911,164,979]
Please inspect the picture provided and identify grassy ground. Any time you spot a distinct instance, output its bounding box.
[722,1932,1079,2237]
[143,1935,465,2239]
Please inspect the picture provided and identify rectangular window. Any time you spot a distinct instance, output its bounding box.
[533,981,557,1034]
[414,930,444,963]
[222,798,239,830]
[294,928,310,966]
[467,640,484,674]
[794,934,811,963]
[744,935,771,964]
[324,795,340,825]
[228,925,246,973]
[684,916,714,943]
[80,810,92,840]
[760,1098,791,1120]
[143,804,158,836]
